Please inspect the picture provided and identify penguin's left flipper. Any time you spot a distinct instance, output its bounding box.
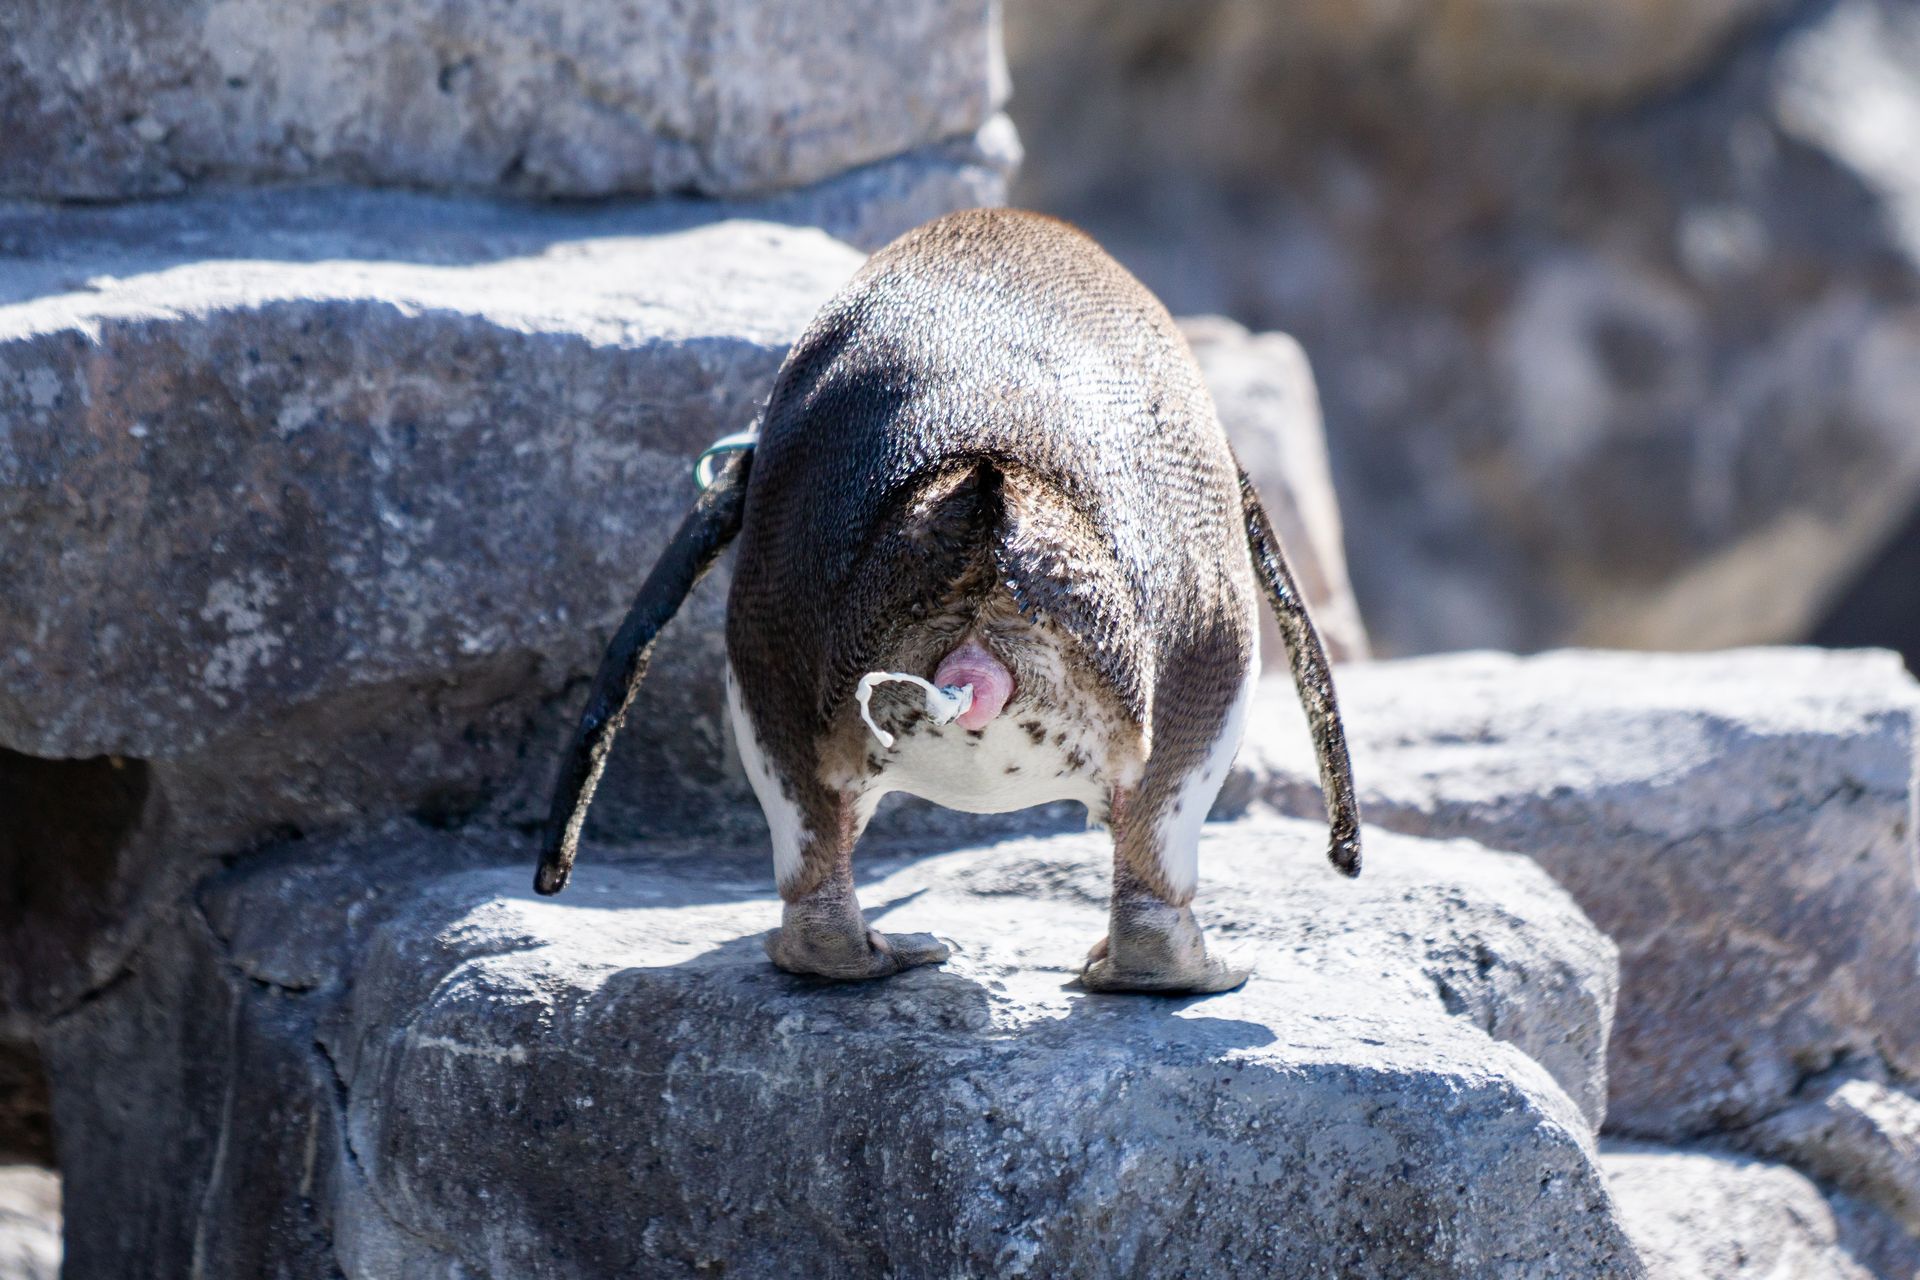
[534,451,753,895]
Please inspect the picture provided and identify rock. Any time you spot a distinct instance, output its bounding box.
[1745,1073,1920,1238]
[1235,647,1920,1139]
[1603,1143,1884,1280]
[0,0,1010,201]
[44,817,1640,1278]
[1006,0,1920,656]
[0,1164,59,1280]
[1815,499,1920,678]
[1180,316,1370,664]
[0,201,866,1035]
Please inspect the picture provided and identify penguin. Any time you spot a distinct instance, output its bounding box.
[535,209,1360,994]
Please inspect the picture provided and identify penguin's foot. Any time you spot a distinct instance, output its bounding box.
[1077,898,1249,995]
[764,916,950,982]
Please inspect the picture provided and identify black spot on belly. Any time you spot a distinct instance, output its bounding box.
[1064,747,1089,772]
[1004,764,1020,775]
[1020,720,1047,745]
[1053,731,1067,746]
[967,729,985,740]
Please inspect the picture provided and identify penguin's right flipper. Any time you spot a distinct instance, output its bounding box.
[1237,463,1362,877]
[534,451,753,895]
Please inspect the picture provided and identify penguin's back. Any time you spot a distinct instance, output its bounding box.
[728,209,1253,740]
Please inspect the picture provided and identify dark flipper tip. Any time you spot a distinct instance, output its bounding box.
[1330,832,1361,879]
[534,855,571,896]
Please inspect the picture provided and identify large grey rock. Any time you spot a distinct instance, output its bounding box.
[1746,1073,1920,1239]
[0,203,867,1035]
[1007,0,1920,656]
[0,1165,58,1280]
[1181,315,1370,664]
[1603,1143,1894,1280]
[44,817,1638,1278]
[0,0,1010,202]
[1237,647,1920,1139]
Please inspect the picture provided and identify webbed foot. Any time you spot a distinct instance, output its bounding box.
[765,921,950,981]
[1077,898,1249,995]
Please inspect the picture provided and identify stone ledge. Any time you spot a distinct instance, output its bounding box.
[45,817,1638,1278]
[0,0,1008,201]
[1603,1141,1920,1280]
[1236,646,1920,1141]
[0,210,865,1032]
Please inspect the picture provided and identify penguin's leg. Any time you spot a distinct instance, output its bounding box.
[726,668,950,980]
[534,452,751,896]
[1237,463,1362,878]
[1081,641,1258,995]
[1080,785,1250,995]
[763,820,952,981]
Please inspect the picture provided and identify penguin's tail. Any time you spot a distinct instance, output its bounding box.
[1236,461,1361,878]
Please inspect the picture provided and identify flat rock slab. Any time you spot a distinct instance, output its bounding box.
[1745,1073,1920,1239]
[0,207,867,1032]
[1239,647,1920,1140]
[1603,1142,1914,1280]
[47,818,1639,1278]
[1,200,865,768]
[0,0,1007,200]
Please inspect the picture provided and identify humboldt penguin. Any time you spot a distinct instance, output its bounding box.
[536,208,1360,994]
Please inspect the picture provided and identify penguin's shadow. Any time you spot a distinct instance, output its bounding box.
[560,885,1279,1059]
[514,840,1279,1058]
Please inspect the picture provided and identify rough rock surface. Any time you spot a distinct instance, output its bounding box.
[0,207,865,1035]
[1008,0,1920,656]
[0,0,1010,202]
[1746,1073,1920,1239]
[1604,1143,1892,1280]
[1237,647,1920,1139]
[1180,315,1369,664]
[0,1165,59,1280]
[43,818,1637,1278]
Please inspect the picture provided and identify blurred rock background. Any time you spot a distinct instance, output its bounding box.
[1006,0,1920,663]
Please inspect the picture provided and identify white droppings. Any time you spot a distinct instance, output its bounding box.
[855,670,972,750]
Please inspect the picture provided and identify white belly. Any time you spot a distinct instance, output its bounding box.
[871,704,1114,815]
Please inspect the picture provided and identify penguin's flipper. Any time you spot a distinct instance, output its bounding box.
[1236,463,1362,877]
[535,451,753,895]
